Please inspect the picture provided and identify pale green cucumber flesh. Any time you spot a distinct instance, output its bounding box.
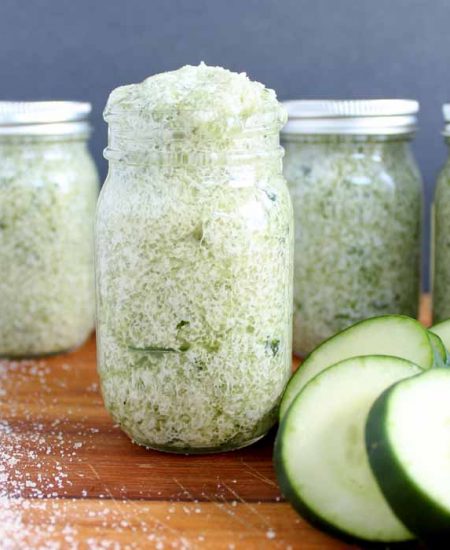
[275,356,420,543]
[366,368,450,543]
[280,315,433,419]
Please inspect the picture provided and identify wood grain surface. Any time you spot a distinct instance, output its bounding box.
[0,296,431,549]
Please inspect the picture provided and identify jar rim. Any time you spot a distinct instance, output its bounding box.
[281,99,418,136]
[104,107,285,164]
[104,105,286,133]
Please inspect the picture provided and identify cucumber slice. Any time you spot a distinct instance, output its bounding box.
[428,330,448,368]
[366,368,450,543]
[275,356,420,543]
[430,319,450,365]
[280,315,433,418]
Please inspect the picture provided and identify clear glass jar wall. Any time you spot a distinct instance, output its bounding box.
[0,102,99,357]
[432,105,450,322]
[282,101,423,356]
[96,65,293,453]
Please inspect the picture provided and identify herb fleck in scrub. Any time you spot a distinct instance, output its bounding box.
[282,100,423,356]
[96,64,293,453]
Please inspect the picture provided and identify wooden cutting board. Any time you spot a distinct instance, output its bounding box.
[0,297,431,549]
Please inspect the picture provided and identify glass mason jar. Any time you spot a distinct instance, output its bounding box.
[282,100,423,357]
[433,104,450,322]
[0,102,99,357]
[96,102,293,454]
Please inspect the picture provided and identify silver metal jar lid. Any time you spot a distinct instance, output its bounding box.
[0,101,92,136]
[281,99,419,136]
[442,104,450,136]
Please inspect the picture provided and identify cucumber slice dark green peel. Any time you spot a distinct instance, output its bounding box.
[275,356,419,544]
[366,369,450,544]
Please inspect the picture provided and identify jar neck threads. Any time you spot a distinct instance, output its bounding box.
[104,108,285,167]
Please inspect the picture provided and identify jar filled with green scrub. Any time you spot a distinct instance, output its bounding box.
[0,102,99,357]
[432,104,450,322]
[282,100,422,357]
[96,64,293,454]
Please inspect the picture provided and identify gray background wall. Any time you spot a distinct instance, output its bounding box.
[1,0,449,288]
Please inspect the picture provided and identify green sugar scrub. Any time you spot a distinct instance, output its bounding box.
[432,104,450,322]
[282,100,423,356]
[96,64,293,453]
[0,102,99,357]
[433,161,450,322]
